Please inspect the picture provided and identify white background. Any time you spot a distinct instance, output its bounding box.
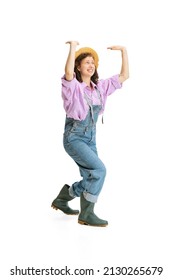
[0,0,173,279]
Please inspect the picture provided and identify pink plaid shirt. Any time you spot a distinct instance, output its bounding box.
[61,74,122,120]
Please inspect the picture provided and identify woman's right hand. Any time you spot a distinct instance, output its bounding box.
[65,41,79,47]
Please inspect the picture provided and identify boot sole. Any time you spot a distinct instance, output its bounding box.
[51,204,79,215]
[78,220,108,227]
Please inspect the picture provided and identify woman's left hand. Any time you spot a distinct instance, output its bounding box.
[107,46,126,51]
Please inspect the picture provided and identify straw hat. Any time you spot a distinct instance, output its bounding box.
[75,47,99,68]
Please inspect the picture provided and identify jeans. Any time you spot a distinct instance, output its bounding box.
[63,105,106,203]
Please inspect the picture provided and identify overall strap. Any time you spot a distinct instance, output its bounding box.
[83,92,95,124]
[95,88,103,107]
[95,88,104,124]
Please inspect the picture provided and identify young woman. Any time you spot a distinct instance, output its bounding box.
[51,41,129,227]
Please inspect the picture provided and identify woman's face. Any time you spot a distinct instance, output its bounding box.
[78,56,95,78]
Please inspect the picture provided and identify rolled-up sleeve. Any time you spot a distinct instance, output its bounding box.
[61,76,89,120]
[97,74,122,113]
[98,74,122,96]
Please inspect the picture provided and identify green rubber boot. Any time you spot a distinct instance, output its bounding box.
[78,193,108,227]
[51,184,79,215]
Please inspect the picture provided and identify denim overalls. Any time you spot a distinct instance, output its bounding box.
[63,90,106,203]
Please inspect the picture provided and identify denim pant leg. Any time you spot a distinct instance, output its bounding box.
[64,139,106,203]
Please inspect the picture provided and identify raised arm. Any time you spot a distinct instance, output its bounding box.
[107,45,129,83]
[64,41,79,81]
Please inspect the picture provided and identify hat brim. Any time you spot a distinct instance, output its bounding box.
[75,47,99,68]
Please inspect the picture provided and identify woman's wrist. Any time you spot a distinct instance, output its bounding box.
[121,47,127,52]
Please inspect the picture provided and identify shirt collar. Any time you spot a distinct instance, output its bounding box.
[81,80,97,90]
